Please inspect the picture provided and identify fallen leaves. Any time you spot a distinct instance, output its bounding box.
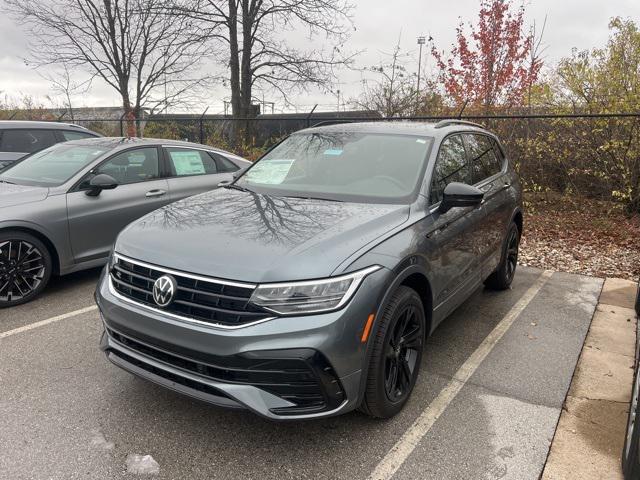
[519,192,640,280]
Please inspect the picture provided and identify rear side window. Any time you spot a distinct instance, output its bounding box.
[210,153,239,173]
[0,129,57,153]
[61,130,95,141]
[430,135,470,205]
[465,134,503,184]
[166,148,218,176]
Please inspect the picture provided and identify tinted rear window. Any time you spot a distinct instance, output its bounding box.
[0,129,57,153]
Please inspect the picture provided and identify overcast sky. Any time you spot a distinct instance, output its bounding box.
[0,0,637,114]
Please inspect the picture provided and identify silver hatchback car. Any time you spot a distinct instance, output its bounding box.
[0,137,250,307]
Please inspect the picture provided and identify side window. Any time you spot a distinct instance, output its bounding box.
[94,147,160,185]
[430,135,470,205]
[465,134,503,184]
[61,131,95,141]
[166,148,218,176]
[0,129,57,153]
[210,152,239,173]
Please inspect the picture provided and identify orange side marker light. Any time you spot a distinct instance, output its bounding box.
[361,313,375,343]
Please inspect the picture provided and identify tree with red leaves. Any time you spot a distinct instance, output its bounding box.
[431,0,543,111]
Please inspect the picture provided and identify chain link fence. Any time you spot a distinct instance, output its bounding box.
[22,112,640,212]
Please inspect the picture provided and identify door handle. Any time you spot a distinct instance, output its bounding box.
[145,189,166,198]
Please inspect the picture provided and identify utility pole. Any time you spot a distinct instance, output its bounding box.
[416,36,426,113]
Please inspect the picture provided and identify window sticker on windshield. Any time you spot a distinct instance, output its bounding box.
[170,151,205,175]
[323,149,343,156]
[246,159,294,184]
[416,139,427,144]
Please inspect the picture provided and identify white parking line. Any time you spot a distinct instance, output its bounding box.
[0,305,98,339]
[368,270,554,480]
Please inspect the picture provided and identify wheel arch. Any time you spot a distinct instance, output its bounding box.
[355,263,434,408]
[511,208,523,237]
[0,226,61,275]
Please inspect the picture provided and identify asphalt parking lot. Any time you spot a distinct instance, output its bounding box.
[0,266,605,479]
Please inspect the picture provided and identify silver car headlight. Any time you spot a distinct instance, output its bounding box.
[249,265,382,315]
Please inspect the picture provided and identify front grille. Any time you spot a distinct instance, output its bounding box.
[110,254,272,327]
[106,328,345,415]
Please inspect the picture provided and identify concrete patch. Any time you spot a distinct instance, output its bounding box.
[569,347,635,403]
[585,305,636,357]
[542,396,628,480]
[125,454,160,475]
[600,278,638,310]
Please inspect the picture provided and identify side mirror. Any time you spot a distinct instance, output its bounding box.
[86,174,118,196]
[233,166,248,179]
[439,182,484,213]
[217,167,248,187]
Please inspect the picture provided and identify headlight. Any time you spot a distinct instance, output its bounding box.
[249,265,381,315]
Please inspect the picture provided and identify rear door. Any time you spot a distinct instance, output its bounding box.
[423,134,482,318]
[66,146,170,263]
[463,133,510,278]
[163,146,239,201]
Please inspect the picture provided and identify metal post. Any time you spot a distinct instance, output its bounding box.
[416,36,426,113]
[306,104,318,128]
[199,106,209,144]
[119,111,127,137]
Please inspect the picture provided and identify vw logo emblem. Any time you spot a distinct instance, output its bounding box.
[152,275,177,307]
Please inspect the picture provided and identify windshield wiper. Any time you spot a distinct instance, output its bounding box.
[224,183,253,193]
[283,195,343,202]
[0,179,15,185]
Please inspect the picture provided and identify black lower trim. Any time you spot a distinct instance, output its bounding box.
[103,327,345,415]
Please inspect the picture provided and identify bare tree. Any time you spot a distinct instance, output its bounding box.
[352,40,419,117]
[41,64,92,122]
[174,0,356,130]
[7,0,209,134]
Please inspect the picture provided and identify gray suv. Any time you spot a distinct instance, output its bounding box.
[0,121,100,170]
[96,121,523,420]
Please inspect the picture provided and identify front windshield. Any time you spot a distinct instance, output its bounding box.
[0,143,109,187]
[235,132,433,203]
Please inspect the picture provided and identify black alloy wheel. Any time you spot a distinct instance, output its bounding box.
[504,225,519,284]
[485,222,520,290]
[384,304,422,402]
[0,233,52,307]
[360,286,425,418]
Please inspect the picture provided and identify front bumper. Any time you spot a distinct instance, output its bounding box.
[96,265,392,420]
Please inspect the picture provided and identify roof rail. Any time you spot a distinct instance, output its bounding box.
[434,119,484,129]
[311,120,354,128]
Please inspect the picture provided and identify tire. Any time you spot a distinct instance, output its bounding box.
[360,286,425,419]
[0,231,53,308]
[623,349,640,479]
[485,222,520,290]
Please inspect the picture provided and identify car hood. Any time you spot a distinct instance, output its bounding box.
[0,182,49,208]
[116,188,409,282]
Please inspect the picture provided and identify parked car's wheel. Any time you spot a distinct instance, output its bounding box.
[623,331,640,479]
[485,221,520,290]
[0,231,52,308]
[360,286,425,418]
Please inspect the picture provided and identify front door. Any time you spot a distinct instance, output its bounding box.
[422,134,483,322]
[66,146,170,263]
[463,133,512,279]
